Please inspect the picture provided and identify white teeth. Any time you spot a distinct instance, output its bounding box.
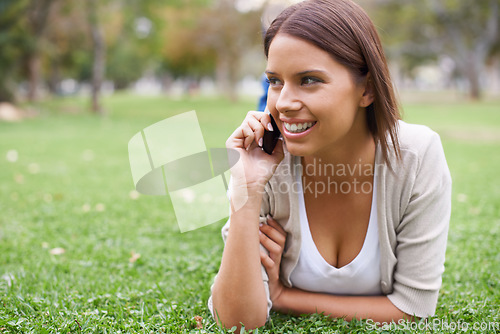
[283,121,315,133]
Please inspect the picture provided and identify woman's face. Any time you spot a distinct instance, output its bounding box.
[265,33,373,159]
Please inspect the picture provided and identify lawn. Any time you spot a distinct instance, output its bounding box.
[0,93,499,333]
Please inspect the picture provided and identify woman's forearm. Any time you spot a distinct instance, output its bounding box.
[211,187,269,329]
[274,287,412,323]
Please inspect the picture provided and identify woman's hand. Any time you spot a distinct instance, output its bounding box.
[259,216,287,308]
[226,111,284,192]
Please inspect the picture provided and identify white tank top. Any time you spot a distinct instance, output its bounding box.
[289,158,382,296]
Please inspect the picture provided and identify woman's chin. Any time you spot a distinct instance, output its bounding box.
[284,142,311,157]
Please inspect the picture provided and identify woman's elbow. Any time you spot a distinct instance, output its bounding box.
[214,315,267,332]
[212,299,268,330]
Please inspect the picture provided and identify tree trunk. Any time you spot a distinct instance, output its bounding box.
[47,57,61,95]
[427,0,498,100]
[91,27,105,114]
[228,52,239,102]
[214,0,239,102]
[25,0,54,102]
[465,60,481,100]
[216,52,231,99]
[0,80,15,103]
[216,52,238,102]
[88,0,105,114]
[27,53,41,101]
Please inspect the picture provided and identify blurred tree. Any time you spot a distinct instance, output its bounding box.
[0,0,25,102]
[24,0,56,101]
[87,0,106,114]
[43,1,91,93]
[0,0,264,105]
[105,0,165,90]
[197,0,262,100]
[159,5,217,85]
[0,0,56,102]
[155,0,262,99]
[427,0,499,99]
[370,0,499,99]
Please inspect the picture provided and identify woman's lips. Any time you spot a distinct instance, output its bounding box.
[281,120,317,138]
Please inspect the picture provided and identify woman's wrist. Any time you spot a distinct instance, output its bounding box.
[230,174,268,192]
[229,182,264,214]
[271,286,290,313]
[230,176,266,198]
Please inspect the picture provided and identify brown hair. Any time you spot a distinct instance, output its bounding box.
[264,0,401,163]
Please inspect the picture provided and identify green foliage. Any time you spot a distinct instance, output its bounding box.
[43,2,92,84]
[367,0,499,98]
[159,6,218,79]
[0,94,499,332]
[107,42,148,89]
[0,0,30,101]
[0,0,263,101]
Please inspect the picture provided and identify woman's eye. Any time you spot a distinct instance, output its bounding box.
[301,77,321,85]
[267,77,282,86]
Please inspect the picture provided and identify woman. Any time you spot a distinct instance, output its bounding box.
[209,0,452,329]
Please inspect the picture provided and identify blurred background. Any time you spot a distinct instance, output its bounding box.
[0,0,498,116]
[0,0,499,332]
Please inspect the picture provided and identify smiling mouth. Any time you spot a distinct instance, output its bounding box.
[283,121,317,134]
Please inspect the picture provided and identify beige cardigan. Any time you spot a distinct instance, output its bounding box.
[209,121,452,319]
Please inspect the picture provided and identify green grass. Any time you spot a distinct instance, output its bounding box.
[0,93,499,333]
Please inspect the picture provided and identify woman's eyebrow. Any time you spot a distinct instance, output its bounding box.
[296,70,327,76]
[264,70,326,76]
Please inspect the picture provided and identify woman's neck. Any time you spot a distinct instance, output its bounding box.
[301,131,376,183]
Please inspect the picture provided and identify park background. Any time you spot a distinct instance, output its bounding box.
[0,0,499,332]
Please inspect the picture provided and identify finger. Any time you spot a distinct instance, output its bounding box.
[260,251,280,281]
[248,111,274,140]
[246,115,266,147]
[226,126,243,148]
[240,125,255,150]
[247,110,271,126]
[229,112,263,149]
[228,111,274,151]
[260,250,275,270]
[260,223,287,248]
[226,124,253,150]
[259,229,284,260]
[267,216,287,236]
[256,111,272,132]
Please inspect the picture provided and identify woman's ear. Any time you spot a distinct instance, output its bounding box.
[359,73,375,107]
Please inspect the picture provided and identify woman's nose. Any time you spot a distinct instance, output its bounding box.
[275,84,302,113]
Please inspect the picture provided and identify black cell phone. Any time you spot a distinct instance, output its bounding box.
[262,113,281,155]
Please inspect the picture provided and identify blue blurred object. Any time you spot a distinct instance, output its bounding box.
[257,73,269,111]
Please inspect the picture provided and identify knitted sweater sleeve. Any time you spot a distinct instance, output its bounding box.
[387,130,452,317]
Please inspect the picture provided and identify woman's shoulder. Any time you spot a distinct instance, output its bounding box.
[380,120,450,182]
[396,120,442,154]
[383,120,451,186]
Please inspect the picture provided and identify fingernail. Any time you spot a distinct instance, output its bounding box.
[267,123,273,131]
[258,138,263,147]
